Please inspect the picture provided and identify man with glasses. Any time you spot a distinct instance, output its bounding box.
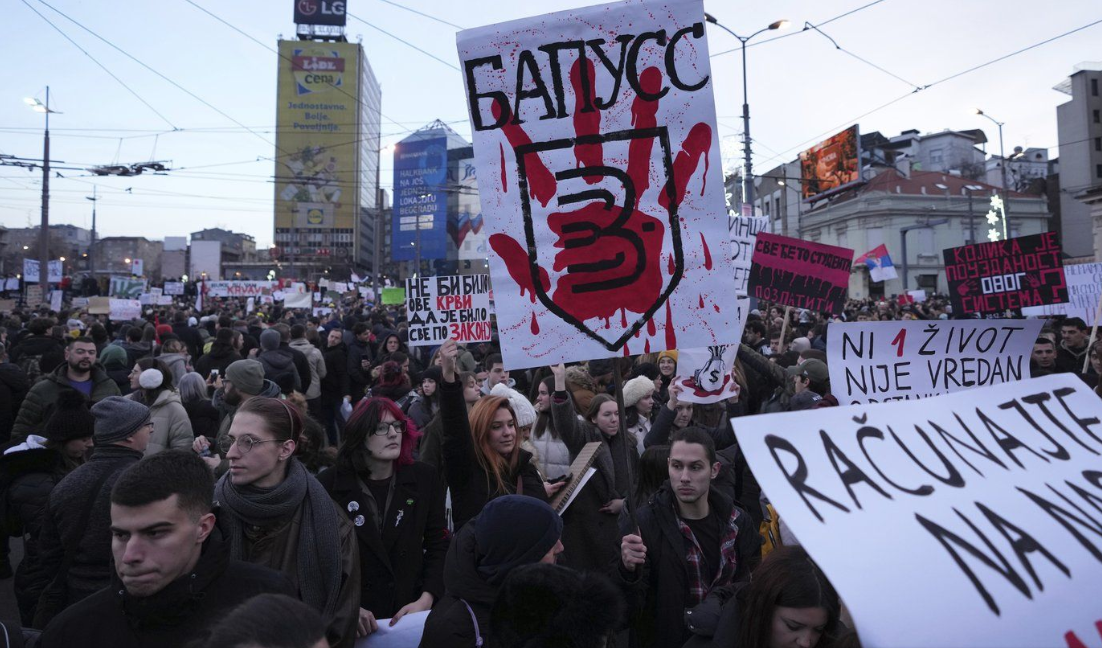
[11,336,121,442]
[28,396,153,628]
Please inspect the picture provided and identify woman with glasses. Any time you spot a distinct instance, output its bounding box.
[438,338,547,532]
[318,398,448,638]
[214,397,361,648]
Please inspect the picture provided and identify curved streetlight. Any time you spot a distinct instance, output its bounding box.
[705,15,789,216]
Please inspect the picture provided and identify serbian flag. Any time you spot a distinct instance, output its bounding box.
[855,244,898,282]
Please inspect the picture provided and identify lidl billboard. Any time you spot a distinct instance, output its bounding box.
[274,40,362,261]
[799,125,862,202]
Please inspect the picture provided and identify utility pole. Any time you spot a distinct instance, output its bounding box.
[86,186,97,278]
[39,87,52,287]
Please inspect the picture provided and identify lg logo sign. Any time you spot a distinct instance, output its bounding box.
[295,0,346,25]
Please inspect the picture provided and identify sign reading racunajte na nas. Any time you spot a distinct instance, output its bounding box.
[734,374,1102,648]
[457,0,740,369]
[943,231,1068,316]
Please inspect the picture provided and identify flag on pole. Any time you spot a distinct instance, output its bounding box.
[855,244,898,282]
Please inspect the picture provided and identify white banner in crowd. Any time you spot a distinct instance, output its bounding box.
[108,299,142,321]
[458,0,740,368]
[674,298,749,404]
[729,215,770,296]
[828,319,1043,404]
[407,274,492,347]
[4,278,19,291]
[1021,262,1102,326]
[163,282,185,296]
[22,259,63,284]
[283,283,311,308]
[734,374,1102,648]
[205,281,274,298]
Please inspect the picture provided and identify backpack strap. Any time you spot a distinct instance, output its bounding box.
[460,599,483,647]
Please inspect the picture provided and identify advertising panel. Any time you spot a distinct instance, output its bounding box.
[799,125,862,202]
[392,133,448,261]
[274,39,360,261]
[293,0,347,26]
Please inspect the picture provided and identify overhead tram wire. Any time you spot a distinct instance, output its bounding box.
[751,16,1102,170]
[374,0,464,30]
[345,12,460,71]
[802,22,922,91]
[20,0,178,130]
[711,0,890,57]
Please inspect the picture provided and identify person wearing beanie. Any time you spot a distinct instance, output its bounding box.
[622,375,657,457]
[256,328,301,395]
[491,563,625,648]
[490,382,544,478]
[29,396,153,627]
[788,336,812,354]
[420,495,564,648]
[194,327,243,380]
[406,365,443,430]
[3,391,94,623]
[656,349,678,406]
[171,310,204,359]
[194,359,279,477]
[97,343,131,394]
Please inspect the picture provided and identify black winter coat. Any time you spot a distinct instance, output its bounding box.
[614,484,761,648]
[285,343,313,395]
[38,527,295,648]
[9,336,65,378]
[318,461,449,618]
[0,363,29,443]
[31,444,145,628]
[439,377,547,532]
[257,348,301,392]
[418,522,496,648]
[171,323,204,360]
[321,342,350,400]
[193,343,241,379]
[183,399,220,441]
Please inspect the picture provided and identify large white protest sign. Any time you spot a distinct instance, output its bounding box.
[163,282,185,296]
[729,215,769,296]
[675,298,749,404]
[458,0,740,369]
[108,299,142,321]
[735,374,1102,648]
[1022,262,1102,326]
[407,274,492,347]
[110,277,146,299]
[828,319,1043,405]
[205,281,274,298]
[22,260,62,283]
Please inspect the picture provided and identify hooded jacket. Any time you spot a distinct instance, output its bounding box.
[257,347,301,393]
[38,525,295,648]
[9,335,65,379]
[289,338,327,400]
[158,353,189,389]
[133,389,194,455]
[418,522,499,648]
[0,362,29,442]
[10,363,121,442]
[321,341,350,400]
[193,342,242,379]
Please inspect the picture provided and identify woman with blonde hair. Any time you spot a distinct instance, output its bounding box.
[437,339,546,531]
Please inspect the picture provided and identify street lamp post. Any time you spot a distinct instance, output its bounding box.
[705,15,789,217]
[900,219,948,290]
[24,88,60,289]
[86,186,97,277]
[974,108,1010,239]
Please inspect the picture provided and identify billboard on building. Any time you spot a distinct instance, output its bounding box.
[391,133,448,261]
[293,0,346,26]
[274,40,362,263]
[799,125,862,202]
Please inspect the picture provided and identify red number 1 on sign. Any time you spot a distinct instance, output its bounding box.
[890,329,906,358]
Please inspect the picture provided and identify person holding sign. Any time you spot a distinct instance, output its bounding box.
[437,339,548,532]
[618,428,760,648]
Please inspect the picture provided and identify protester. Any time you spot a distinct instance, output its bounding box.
[618,428,761,648]
[214,397,360,647]
[1057,317,1090,373]
[347,323,374,402]
[158,338,191,387]
[683,546,842,648]
[419,495,564,648]
[257,329,302,393]
[490,563,624,648]
[272,323,313,398]
[129,358,194,454]
[194,328,243,379]
[406,365,442,429]
[171,311,204,359]
[98,343,132,395]
[1030,337,1061,376]
[37,451,295,648]
[11,337,121,442]
[290,324,327,419]
[8,317,65,383]
[319,397,447,635]
[0,344,29,443]
[119,325,152,368]
[201,593,329,648]
[31,396,153,627]
[438,339,548,531]
[529,375,572,481]
[480,352,514,395]
[179,372,220,442]
[192,359,279,474]
[417,369,479,471]
[321,326,351,446]
[3,391,93,624]
[622,374,656,456]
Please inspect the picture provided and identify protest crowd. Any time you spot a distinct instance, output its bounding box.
[0,285,1096,648]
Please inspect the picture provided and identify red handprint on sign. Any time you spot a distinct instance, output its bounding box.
[488,59,711,350]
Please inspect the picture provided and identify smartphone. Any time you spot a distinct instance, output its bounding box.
[210,369,219,377]
[548,473,572,485]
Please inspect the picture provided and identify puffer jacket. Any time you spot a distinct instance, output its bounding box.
[289,338,327,400]
[130,390,193,455]
[528,420,572,480]
[10,364,120,442]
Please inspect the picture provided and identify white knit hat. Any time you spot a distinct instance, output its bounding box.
[621,375,656,409]
[490,383,538,429]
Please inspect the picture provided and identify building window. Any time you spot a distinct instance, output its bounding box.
[1096,137,1102,152]
[1097,164,1102,180]
[1093,78,1099,96]
[928,148,944,166]
[1095,109,1101,124]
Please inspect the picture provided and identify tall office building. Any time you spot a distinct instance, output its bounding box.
[1054,64,1102,259]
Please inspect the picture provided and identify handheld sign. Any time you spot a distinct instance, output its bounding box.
[828,319,1044,404]
[734,374,1102,648]
[675,298,750,404]
[406,274,492,347]
[1021,262,1102,326]
[457,0,740,369]
[747,232,853,314]
[729,215,770,296]
[382,287,405,306]
[943,232,1068,316]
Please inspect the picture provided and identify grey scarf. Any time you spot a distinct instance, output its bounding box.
[214,459,343,618]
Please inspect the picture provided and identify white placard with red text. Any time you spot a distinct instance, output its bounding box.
[407,274,492,347]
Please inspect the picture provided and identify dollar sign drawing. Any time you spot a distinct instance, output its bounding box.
[695,345,727,392]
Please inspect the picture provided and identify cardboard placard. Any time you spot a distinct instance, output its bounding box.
[381,287,405,305]
[729,216,770,296]
[406,274,492,347]
[0,299,15,313]
[734,374,1102,648]
[827,319,1043,405]
[25,285,44,305]
[458,0,740,369]
[943,232,1068,316]
[747,232,854,314]
[1021,262,1102,326]
[88,297,111,315]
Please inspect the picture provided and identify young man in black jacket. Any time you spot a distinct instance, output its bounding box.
[38,451,293,647]
[618,427,761,648]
